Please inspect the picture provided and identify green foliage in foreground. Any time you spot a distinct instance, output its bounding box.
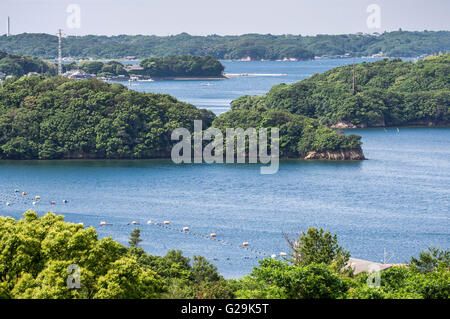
[0,212,233,299]
[212,108,363,157]
[140,55,224,77]
[231,54,450,127]
[0,76,215,159]
[0,213,448,299]
[284,228,350,272]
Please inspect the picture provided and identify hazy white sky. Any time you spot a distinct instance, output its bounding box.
[1,0,449,36]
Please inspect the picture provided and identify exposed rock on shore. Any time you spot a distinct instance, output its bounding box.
[304,148,365,160]
[330,121,357,129]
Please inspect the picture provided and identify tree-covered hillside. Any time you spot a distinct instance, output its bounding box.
[212,109,363,159]
[231,53,450,127]
[0,76,363,160]
[0,31,448,60]
[140,55,224,77]
[0,50,57,77]
[0,76,215,159]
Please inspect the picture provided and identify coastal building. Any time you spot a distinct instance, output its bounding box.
[236,56,252,62]
[63,69,91,79]
[348,257,404,275]
[124,64,144,72]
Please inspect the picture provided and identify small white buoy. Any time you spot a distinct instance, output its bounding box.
[6,202,10,206]
[280,252,287,257]
[62,199,68,203]
[147,220,152,224]
[210,233,216,237]
[100,221,106,226]
[32,201,36,205]
[242,242,249,246]
[271,254,277,259]
[163,221,170,225]
[183,227,189,232]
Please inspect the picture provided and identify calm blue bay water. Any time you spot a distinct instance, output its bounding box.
[121,58,388,114]
[0,59,448,278]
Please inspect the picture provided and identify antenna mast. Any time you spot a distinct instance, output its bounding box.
[6,16,10,37]
[57,29,63,75]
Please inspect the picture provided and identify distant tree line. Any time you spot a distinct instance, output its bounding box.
[0,31,448,60]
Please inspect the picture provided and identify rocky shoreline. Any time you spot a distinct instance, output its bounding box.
[330,120,449,129]
[304,148,366,160]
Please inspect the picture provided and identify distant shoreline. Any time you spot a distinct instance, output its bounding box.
[150,75,228,81]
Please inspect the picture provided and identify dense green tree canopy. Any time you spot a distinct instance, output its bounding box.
[0,76,215,159]
[0,75,363,160]
[0,50,57,77]
[0,31,448,60]
[140,55,224,77]
[1,213,448,299]
[230,53,450,127]
[212,108,363,158]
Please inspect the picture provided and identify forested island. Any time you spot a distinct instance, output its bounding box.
[0,30,448,60]
[0,51,225,80]
[0,211,448,299]
[0,76,363,160]
[65,55,225,79]
[139,55,225,79]
[231,53,450,127]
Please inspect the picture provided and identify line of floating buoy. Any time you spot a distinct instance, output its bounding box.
[142,219,274,258]
[99,221,113,226]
